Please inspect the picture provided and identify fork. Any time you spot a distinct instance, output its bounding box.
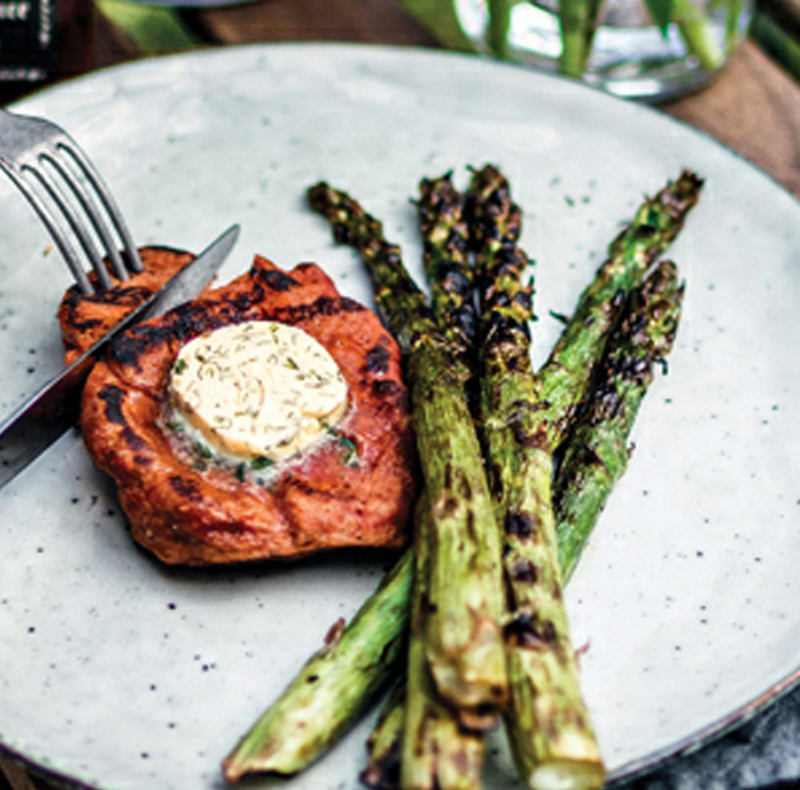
[0,107,143,295]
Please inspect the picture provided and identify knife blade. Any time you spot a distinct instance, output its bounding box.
[0,223,240,491]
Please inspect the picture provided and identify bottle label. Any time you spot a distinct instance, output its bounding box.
[0,0,55,84]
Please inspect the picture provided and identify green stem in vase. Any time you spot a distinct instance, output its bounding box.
[724,0,746,51]
[558,0,605,76]
[671,0,726,70]
[488,0,514,58]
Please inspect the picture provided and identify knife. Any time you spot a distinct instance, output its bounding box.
[0,223,240,491]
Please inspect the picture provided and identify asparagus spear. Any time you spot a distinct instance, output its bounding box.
[402,172,502,789]
[554,259,684,582]
[417,172,478,374]
[222,550,413,782]
[307,182,508,725]
[535,168,702,446]
[361,169,517,790]
[498,259,686,790]
[467,165,604,790]
[221,172,701,782]
[399,493,486,790]
[360,681,406,790]
[359,256,685,790]
[361,503,486,790]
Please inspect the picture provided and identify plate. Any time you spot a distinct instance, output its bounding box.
[1,43,800,790]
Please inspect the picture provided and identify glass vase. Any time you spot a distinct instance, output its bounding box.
[454,0,753,101]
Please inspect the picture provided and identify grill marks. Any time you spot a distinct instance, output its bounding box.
[257,267,300,292]
[57,247,196,366]
[97,384,126,425]
[73,254,417,566]
[96,384,146,452]
[108,292,370,376]
[504,612,558,651]
[365,339,392,374]
[168,475,204,503]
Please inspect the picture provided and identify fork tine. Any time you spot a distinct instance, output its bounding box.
[41,149,129,283]
[26,157,118,291]
[0,109,142,294]
[57,140,143,276]
[0,158,95,294]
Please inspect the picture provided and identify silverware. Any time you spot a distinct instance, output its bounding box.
[0,107,142,294]
[0,224,240,492]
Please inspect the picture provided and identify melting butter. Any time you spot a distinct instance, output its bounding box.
[168,320,348,463]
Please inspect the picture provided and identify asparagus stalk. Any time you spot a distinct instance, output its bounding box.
[498,258,686,787]
[221,172,702,783]
[307,182,508,725]
[467,165,604,790]
[360,255,686,790]
[465,164,522,248]
[554,259,684,582]
[361,681,407,790]
[361,501,486,790]
[417,172,478,377]
[399,493,486,790]
[398,174,505,789]
[535,169,702,447]
[222,551,413,782]
[360,170,513,790]
[468,168,700,788]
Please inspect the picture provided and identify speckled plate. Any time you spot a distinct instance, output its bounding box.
[1,42,799,790]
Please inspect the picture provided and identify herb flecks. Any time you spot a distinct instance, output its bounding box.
[251,455,275,471]
[325,426,360,468]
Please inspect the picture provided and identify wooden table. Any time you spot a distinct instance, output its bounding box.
[1,2,799,789]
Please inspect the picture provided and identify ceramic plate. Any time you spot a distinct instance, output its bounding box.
[1,43,799,790]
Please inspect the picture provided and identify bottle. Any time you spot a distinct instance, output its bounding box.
[0,0,95,105]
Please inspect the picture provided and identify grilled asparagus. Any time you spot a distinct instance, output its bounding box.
[308,181,508,725]
[221,171,701,784]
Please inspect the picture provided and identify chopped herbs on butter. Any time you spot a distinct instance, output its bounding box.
[167,320,348,464]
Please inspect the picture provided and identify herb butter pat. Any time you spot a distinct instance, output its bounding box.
[168,320,348,462]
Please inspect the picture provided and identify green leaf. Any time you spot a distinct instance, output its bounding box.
[96,0,202,55]
[645,0,675,35]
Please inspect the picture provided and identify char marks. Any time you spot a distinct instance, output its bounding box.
[71,254,418,566]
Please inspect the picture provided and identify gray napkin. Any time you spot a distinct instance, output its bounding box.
[623,687,800,789]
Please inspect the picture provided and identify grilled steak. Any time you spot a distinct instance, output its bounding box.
[58,246,197,366]
[62,253,417,565]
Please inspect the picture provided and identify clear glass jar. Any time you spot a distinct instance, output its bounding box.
[455,0,753,101]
